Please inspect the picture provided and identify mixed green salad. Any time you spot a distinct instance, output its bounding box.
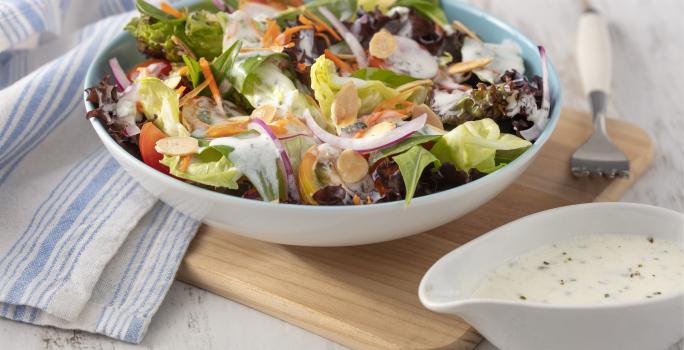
[86,0,550,206]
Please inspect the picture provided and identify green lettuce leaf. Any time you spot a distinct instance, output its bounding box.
[392,145,440,206]
[351,68,418,89]
[125,5,225,62]
[138,77,190,137]
[277,0,358,23]
[160,150,240,189]
[430,118,531,173]
[125,15,185,61]
[182,55,202,87]
[184,11,226,60]
[368,134,440,164]
[136,0,175,21]
[393,0,448,26]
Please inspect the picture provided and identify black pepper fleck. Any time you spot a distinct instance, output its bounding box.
[519,295,527,300]
[647,237,654,243]
[604,293,610,298]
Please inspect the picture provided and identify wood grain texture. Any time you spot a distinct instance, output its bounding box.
[176,108,653,350]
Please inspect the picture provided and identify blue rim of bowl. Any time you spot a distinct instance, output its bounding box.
[84,0,563,211]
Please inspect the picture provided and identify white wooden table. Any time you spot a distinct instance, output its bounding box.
[1,0,682,348]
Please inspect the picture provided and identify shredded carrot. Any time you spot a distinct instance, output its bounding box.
[179,79,211,107]
[176,85,186,96]
[179,155,192,172]
[298,14,316,27]
[177,66,189,76]
[262,19,282,47]
[303,10,341,41]
[324,49,352,73]
[352,195,361,205]
[205,121,248,138]
[198,57,224,113]
[368,56,385,68]
[276,25,313,45]
[296,62,307,72]
[160,2,184,19]
[314,32,332,47]
[365,110,406,126]
[373,99,413,113]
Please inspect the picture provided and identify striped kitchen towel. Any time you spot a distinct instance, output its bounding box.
[0,0,199,343]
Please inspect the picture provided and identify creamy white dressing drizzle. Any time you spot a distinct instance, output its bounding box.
[223,11,262,51]
[386,36,438,79]
[461,37,525,83]
[209,133,280,201]
[431,89,466,116]
[472,234,684,305]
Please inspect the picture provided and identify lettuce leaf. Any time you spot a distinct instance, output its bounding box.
[277,0,358,23]
[392,145,440,206]
[393,0,448,26]
[351,68,417,88]
[430,118,531,173]
[160,149,240,189]
[368,134,440,164]
[125,4,225,62]
[135,0,175,20]
[138,77,190,137]
[184,11,226,60]
[125,15,185,61]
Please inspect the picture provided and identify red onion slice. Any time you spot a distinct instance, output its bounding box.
[520,46,550,141]
[123,123,141,137]
[249,119,300,202]
[303,110,426,153]
[318,6,368,68]
[212,0,226,11]
[109,57,131,92]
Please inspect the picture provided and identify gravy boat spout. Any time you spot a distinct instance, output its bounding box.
[419,203,684,350]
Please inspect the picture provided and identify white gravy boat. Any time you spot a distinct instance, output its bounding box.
[419,203,683,350]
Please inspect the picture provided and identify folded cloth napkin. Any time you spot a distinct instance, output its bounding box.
[0,0,199,343]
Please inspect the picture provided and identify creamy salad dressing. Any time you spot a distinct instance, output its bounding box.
[472,234,684,304]
[461,37,525,83]
[223,11,262,50]
[209,133,281,201]
[386,36,438,79]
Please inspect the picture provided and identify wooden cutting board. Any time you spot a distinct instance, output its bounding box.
[176,108,653,350]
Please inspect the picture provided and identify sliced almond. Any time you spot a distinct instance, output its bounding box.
[412,104,444,130]
[363,121,396,138]
[251,104,277,123]
[447,57,493,75]
[369,29,397,59]
[451,20,480,41]
[331,81,360,128]
[155,136,199,156]
[336,149,369,184]
[395,79,433,92]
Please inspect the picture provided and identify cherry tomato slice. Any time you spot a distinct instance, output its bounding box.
[139,122,169,174]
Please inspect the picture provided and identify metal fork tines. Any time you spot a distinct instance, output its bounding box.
[570,91,630,178]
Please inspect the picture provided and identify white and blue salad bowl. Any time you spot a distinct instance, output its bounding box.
[85,0,562,246]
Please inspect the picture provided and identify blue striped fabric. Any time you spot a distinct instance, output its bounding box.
[0,0,199,344]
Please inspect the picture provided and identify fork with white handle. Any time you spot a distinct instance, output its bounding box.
[570,4,630,178]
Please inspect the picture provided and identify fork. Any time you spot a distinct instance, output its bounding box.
[570,5,630,178]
